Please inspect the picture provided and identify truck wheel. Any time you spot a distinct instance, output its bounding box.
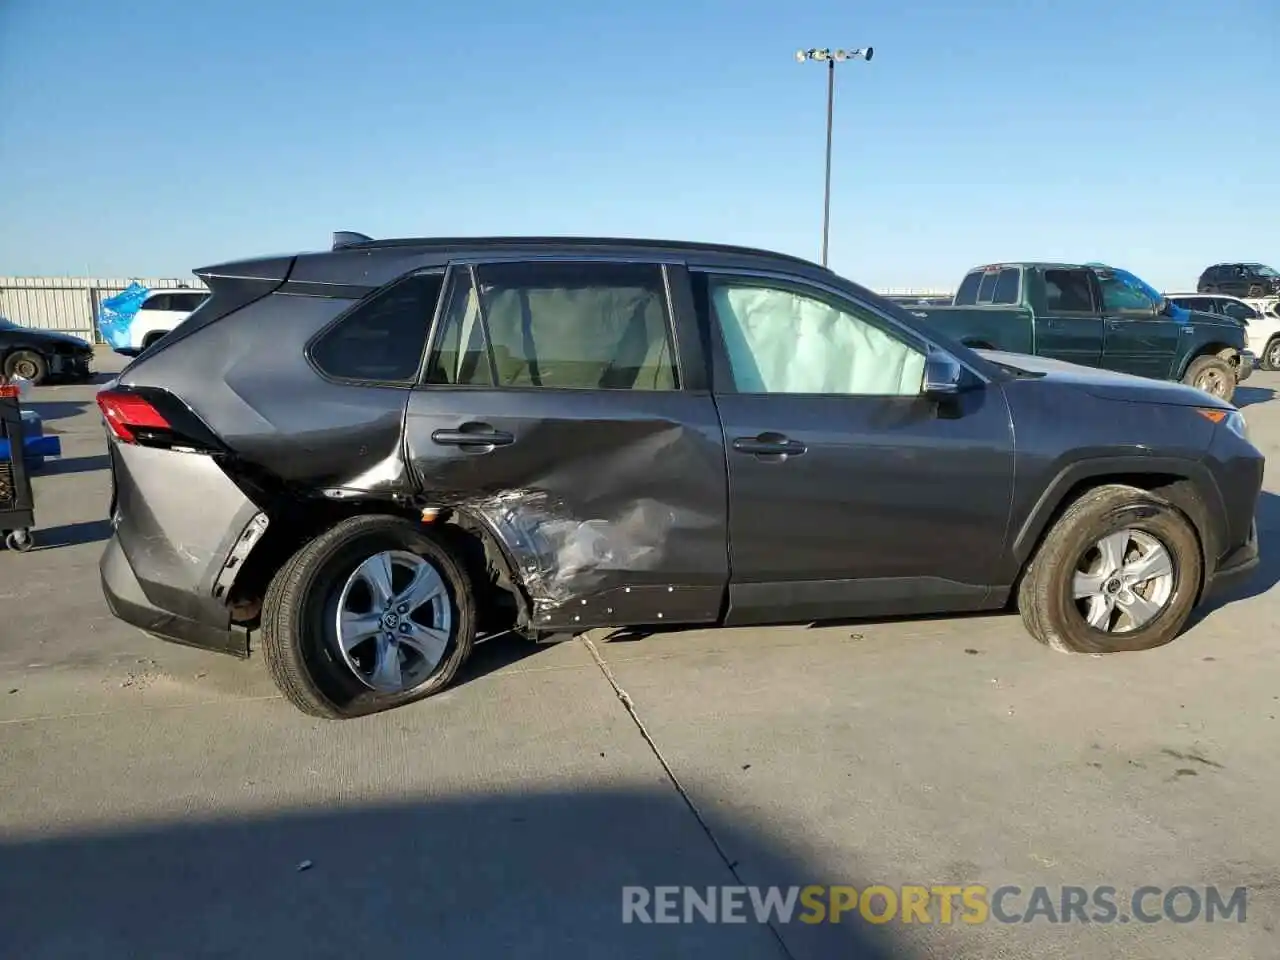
[1182,355,1235,402]
[1263,337,1280,372]
[3,350,48,385]
[1017,484,1201,654]
[260,514,476,719]
[1248,284,1264,298]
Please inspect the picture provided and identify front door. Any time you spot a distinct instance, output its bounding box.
[402,259,729,631]
[691,269,1017,626]
[1097,274,1183,380]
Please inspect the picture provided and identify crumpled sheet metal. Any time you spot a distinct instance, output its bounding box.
[468,490,677,610]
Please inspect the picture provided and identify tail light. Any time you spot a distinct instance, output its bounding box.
[96,387,223,451]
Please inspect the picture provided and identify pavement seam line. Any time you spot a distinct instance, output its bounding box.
[581,636,797,960]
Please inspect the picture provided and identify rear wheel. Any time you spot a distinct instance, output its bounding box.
[3,350,48,385]
[1018,485,1201,654]
[260,514,476,719]
[1182,354,1235,403]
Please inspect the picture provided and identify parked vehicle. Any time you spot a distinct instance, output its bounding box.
[907,262,1254,402]
[97,234,1263,719]
[98,286,209,356]
[0,317,95,385]
[1197,263,1280,299]
[1167,293,1280,370]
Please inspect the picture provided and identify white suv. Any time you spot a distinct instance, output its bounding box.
[123,289,210,354]
[1168,293,1280,370]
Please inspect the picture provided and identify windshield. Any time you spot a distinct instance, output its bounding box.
[1248,264,1280,278]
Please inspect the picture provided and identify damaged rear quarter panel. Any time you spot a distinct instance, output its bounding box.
[403,387,730,630]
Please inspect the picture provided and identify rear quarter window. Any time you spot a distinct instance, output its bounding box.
[309,272,444,383]
[953,271,982,306]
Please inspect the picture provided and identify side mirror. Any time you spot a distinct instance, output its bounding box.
[923,350,963,397]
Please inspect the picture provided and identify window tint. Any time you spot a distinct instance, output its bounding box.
[708,277,925,395]
[141,293,171,311]
[991,268,1020,305]
[1221,300,1257,322]
[310,272,443,382]
[1099,276,1155,314]
[171,292,207,312]
[427,261,678,390]
[953,271,982,306]
[1043,270,1095,313]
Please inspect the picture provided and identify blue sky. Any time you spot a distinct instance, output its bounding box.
[1,0,1276,290]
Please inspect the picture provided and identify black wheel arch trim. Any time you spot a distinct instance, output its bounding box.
[1011,455,1227,575]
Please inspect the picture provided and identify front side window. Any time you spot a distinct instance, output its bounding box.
[1249,264,1279,279]
[707,276,925,396]
[427,261,678,390]
[1099,276,1155,314]
[310,272,443,382]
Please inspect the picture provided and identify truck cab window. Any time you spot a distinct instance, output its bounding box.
[1043,270,1095,313]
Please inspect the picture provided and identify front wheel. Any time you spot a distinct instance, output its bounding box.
[3,350,48,385]
[260,514,477,719]
[1182,354,1235,403]
[1018,485,1202,654]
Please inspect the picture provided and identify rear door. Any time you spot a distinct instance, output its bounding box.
[1097,272,1183,379]
[402,258,728,631]
[1033,268,1103,366]
[692,266,1016,625]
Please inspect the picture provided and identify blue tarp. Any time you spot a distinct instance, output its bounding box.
[97,282,150,350]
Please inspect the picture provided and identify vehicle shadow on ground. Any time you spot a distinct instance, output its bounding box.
[1233,386,1275,408]
[29,519,113,551]
[0,788,914,960]
[25,400,90,423]
[32,453,109,476]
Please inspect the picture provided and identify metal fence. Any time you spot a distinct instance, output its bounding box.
[0,276,952,345]
[0,277,209,343]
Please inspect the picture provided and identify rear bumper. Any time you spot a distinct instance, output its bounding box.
[1203,518,1259,600]
[100,532,249,657]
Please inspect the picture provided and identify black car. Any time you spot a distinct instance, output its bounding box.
[0,317,95,385]
[96,233,1263,719]
[1197,262,1280,298]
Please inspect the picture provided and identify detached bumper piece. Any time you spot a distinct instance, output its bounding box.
[1238,351,1257,382]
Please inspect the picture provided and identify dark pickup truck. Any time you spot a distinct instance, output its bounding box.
[909,262,1254,403]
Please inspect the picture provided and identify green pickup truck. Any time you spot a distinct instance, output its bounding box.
[908,262,1255,402]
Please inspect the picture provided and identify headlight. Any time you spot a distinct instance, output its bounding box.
[1224,410,1249,441]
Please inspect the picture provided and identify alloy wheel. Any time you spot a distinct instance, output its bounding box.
[1194,367,1229,398]
[1266,340,1280,371]
[1072,529,1175,633]
[334,550,453,693]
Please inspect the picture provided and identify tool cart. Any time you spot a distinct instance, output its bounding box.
[0,379,58,552]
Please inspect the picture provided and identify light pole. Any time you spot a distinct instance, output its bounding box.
[795,46,873,268]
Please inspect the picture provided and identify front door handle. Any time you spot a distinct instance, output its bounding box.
[732,434,807,459]
[431,423,514,449]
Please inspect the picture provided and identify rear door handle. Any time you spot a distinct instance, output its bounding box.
[732,435,807,459]
[431,423,514,449]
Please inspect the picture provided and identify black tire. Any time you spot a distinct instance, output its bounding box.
[1182,354,1235,403]
[1017,484,1202,654]
[1262,337,1280,372]
[260,514,476,719]
[1248,284,1264,298]
[3,350,48,385]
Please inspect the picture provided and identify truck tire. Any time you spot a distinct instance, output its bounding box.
[260,514,477,719]
[1017,484,1201,654]
[1182,354,1235,403]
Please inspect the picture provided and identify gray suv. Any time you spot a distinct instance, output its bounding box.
[96,234,1263,718]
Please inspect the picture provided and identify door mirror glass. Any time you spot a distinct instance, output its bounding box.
[923,350,963,396]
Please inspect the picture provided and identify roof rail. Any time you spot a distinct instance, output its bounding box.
[332,231,375,250]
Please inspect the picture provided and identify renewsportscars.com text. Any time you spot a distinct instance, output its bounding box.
[621,885,1248,925]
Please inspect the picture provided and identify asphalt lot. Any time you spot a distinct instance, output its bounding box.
[3,347,1280,959]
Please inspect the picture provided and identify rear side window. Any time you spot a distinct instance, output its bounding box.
[310,272,443,383]
[991,268,1020,304]
[171,292,207,312]
[142,294,172,311]
[426,261,678,390]
[953,271,982,306]
[1043,270,1096,313]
